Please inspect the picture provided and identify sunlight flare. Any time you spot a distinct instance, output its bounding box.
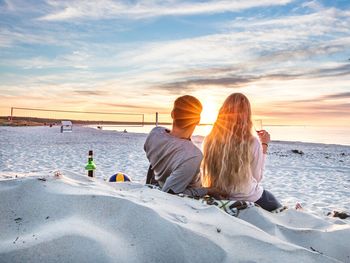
[200,98,219,124]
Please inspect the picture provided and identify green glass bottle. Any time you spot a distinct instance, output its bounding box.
[85,150,96,177]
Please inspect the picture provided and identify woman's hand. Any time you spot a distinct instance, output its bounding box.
[257,130,270,144]
[257,130,270,154]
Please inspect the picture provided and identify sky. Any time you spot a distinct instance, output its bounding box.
[0,0,349,125]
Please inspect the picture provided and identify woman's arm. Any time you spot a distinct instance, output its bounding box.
[251,131,270,183]
[251,138,264,183]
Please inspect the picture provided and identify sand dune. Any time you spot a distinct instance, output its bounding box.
[0,171,349,262]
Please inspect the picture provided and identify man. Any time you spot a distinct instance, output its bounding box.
[144,95,208,197]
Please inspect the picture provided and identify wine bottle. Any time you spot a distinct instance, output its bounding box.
[85,150,96,177]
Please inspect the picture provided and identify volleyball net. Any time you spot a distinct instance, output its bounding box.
[10,107,145,126]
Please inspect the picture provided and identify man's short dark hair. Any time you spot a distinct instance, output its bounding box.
[172,95,202,129]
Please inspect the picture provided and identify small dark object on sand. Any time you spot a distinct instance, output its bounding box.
[310,247,323,254]
[46,216,50,220]
[295,203,303,210]
[37,178,46,181]
[327,211,350,219]
[13,236,19,244]
[291,149,304,155]
[14,217,22,222]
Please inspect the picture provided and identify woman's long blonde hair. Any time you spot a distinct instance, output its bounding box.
[202,93,254,194]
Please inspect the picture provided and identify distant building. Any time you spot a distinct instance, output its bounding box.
[60,120,73,133]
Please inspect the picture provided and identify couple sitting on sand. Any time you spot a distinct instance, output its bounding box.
[144,93,282,212]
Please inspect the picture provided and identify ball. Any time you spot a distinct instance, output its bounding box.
[109,172,131,182]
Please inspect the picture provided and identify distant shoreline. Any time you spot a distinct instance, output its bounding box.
[0,116,170,127]
[0,116,214,127]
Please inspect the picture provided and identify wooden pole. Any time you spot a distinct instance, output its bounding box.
[155,112,158,126]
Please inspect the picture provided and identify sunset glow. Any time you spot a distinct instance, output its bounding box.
[0,1,349,126]
[200,99,219,125]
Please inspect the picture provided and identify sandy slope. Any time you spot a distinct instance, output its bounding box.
[1,172,348,263]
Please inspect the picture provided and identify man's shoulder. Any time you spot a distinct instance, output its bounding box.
[145,126,170,150]
[149,126,167,135]
[146,126,166,140]
[147,126,202,156]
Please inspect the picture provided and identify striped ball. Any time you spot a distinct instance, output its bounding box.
[109,172,131,182]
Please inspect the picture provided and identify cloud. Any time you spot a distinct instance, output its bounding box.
[301,0,323,11]
[151,73,298,92]
[155,76,257,93]
[3,3,350,81]
[0,49,94,70]
[151,65,349,94]
[37,0,293,21]
[311,64,350,77]
[73,90,110,96]
[277,91,350,104]
[100,102,159,111]
[253,104,349,126]
[227,7,350,35]
[100,8,350,81]
[1,0,15,12]
[256,91,350,123]
[321,92,350,100]
[0,28,58,48]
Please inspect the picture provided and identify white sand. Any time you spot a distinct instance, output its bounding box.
[0,126,349,262]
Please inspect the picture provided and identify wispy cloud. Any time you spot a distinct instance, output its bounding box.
[100,102,159,111]
[151,62,350,95]
[311,64,350,77]
[321,92,350,100]
[37,0,293,21]
[0,28,57,48]
[154,76,256,93]
[281,92,350,105]
[73,90,110,96]
[253,91,350,124]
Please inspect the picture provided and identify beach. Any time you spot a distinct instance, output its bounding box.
[0,126,349,262]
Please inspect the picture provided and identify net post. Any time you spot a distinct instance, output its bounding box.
[10,107,13,122]
[155,112,158,126]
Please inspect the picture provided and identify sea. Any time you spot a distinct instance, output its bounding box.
[97,125,350,146]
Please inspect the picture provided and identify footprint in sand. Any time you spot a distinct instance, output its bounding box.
[140,197,154,203]
[170,214,188,224]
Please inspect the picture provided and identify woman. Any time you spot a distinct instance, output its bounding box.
[201,93,282,212]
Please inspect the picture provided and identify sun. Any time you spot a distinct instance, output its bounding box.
[200,99,219,124]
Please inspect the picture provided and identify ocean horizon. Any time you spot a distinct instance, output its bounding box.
[98,124,350,146]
